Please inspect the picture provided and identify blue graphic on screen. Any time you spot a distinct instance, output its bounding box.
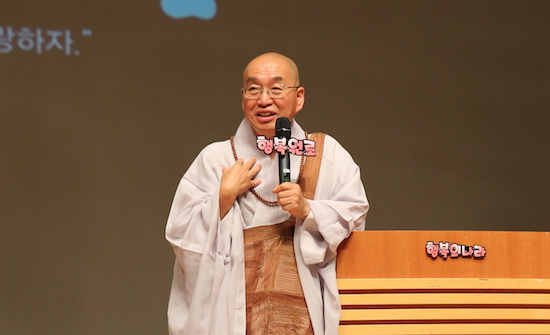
[161,0,217,20]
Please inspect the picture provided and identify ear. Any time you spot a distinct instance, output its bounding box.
[294,86,305,114]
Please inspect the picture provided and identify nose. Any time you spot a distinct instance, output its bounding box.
[258,89,273,106]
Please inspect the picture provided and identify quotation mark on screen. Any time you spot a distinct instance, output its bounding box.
[161,0,217,20]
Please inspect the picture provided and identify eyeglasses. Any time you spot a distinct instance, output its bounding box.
[241,83,300,99]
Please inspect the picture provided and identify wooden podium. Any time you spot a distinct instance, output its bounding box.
[336,231,550,335]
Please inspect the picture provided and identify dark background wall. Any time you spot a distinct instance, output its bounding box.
[1,1,549,334]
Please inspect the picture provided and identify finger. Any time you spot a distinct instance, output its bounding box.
[278,196,292,207]
[249,164,262,177]
[279,182,298,191]
[222,166,228,174]
[277,186,300,198]
[273,182,292,192]
[279,196,298,209]
[250,179,262,188]
[272,184,282,193]
[276,189,290,198]
[242,157,257,169]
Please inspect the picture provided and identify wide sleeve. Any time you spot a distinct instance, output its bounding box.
[299,135,369,265]
[165,142,234,252]
[165,142,246,335]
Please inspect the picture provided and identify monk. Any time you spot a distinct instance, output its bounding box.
[166,52,369,335]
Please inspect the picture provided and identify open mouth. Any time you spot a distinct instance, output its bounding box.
[257,111,276,117]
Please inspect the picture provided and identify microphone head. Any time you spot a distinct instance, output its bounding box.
[275,117,291,139]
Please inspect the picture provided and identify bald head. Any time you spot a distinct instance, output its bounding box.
[243,52,300,87]
[240,52,305,138]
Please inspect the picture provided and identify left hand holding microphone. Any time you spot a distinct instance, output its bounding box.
[272,182,310,219]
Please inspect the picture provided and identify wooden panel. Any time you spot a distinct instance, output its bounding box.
[339,324,550,335]
[340,293,549,307]
[337,278,550,335]
[337,278,550,291]
[341,308,550,321]
[336,231,550,334]
[337,231,550,279]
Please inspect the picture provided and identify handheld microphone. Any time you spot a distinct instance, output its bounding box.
[275,117,291,183]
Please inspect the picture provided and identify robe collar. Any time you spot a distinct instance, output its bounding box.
[232,118,307,184]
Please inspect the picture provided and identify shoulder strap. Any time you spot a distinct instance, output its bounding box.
[300,133,326,200]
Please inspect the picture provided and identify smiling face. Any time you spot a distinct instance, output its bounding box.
[241,53,305,138]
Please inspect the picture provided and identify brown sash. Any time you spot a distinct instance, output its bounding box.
[244,133,325,335]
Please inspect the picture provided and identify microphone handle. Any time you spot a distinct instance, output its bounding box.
[279,152,290,183]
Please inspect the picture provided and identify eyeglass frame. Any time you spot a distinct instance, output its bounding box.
[241,83,301,99]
